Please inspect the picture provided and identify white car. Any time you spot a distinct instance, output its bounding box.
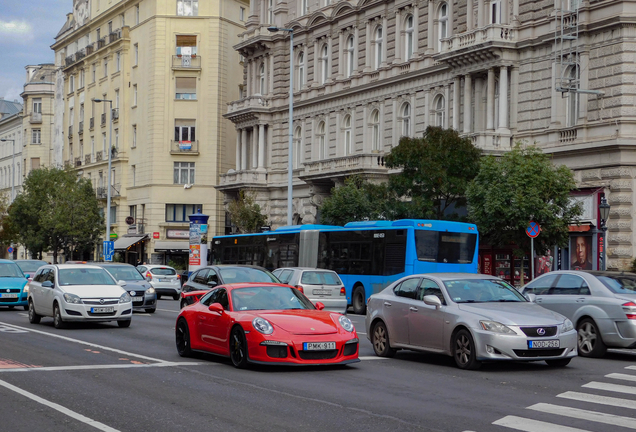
[272,267,348,314]
[137,264,182,300]
[27,264,133,328]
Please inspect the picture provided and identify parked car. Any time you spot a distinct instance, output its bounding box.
[27,264,133,328]
[90,263,157,313]
[521,270,636,357]
[14,259,48,280]
[0,259,30,310]
[365,273,577,370]
[136,264,182,300]
[180,265,280,309]
[176,282,359,368]
[272,267,347,314]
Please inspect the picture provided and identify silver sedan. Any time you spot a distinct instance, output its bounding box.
[365,273,577,370]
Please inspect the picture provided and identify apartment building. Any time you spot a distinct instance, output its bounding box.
[0,98,24,204]
[51,0,247,265]
[221,0,636,270]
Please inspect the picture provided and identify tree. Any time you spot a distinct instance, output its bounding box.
[385,126,482,220]
[227,190,268,233]
[466,144,582,283]
[7,167,104,262]
[319,176,388,226]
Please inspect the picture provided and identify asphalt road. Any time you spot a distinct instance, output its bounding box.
[0,301,634,432]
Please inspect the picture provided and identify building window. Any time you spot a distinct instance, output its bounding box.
[343,114,352,155]
[79,70,85,88]
[300,0,308,15]
[434,95,446,128]
[134,44,139,65]
[259,63,266,95]
[345,36,355,78]
[92,64,96,83]
[174,121,196,143]
[566,67,580,127]
[133,84,138,105]
[102,132,107,153]
[132,125,137,148]
[374,26,383,69]
[439,3,448,51]
[370,109,380,151]
[116,52,121,71]
[136,4,140,24]
[115,89,119,109]
[293,126,303,168]
[174,162,195,184]
[268,0,274,24]
[176,77,197,99]
[165,204,201,222]
[405,15,414,60]
[69,75,75,93]
[103,57,108,77]
[491,0,501,23]
[31,158,40,171]
[317,121,326,159]
[132,165,136,187]
[114,129,119,149]
[32,129,41,144]
[177,0,198,16]
[110,206,117,224]
[32,98,42,114]
[401,102,411,137]
[298,51,305,89]
[240,6,245,21]
[320,44,329,84]
[176,35,197,56]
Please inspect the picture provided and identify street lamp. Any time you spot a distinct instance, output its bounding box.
[0,139,15,201]
[599,196,610,271]
[267,26,294,226]
[93,99,113,250]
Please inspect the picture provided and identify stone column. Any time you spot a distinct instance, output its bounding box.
[444,84,450,129]
[241,129,248,170]
[427,0,434,54]
[236,128,242,170]
[313,39,319,84]
[353,26,360,72]
[478,0,485,27]
[510,66,519,129]
[412,5,419,55]
[365,21,372,70]
[338,30,344,78]
[464,75,472,133]
[381,15,388,66]
[258,124,266,169]
[501,0,509,25]
[424,90,430,128]
[246,60,252,96]
[474,77,484,131]
[394,9,402,63]
[453,77,461,130]
[252,125,258,168]
[467,0,474,30]
[498,66,509,130]
[487,68,495,130]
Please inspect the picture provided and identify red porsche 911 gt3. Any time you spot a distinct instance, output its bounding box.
[175,282,360,368]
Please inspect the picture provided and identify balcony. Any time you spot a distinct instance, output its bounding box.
[96,184,121,199]
[435,24,517,66]
[109,29,121,44]
[30,112,42,124]
[170,140,199,155]
[97,38,106,49]
[90,117,95,130]
[96,151,103,162]
[85,154,92,165]
[86,43,94,55]
[75,157,82,167]
[101,113,106,126]
[299,154,390,186]
[112,108,119,121]
[172,55,202,70]
[78,121,84,135]
[218,169,268,190]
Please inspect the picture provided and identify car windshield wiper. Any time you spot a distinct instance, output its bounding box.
[493,299,522,302]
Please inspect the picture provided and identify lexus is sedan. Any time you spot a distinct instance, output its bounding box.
[365,273,577,370]
[176,282,360,368]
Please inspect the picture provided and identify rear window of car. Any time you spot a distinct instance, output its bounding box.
[219,267,279,283]
[597,275,636,294]
[150,268,177,276]
[105,266,145,281]
[301,271,342,285]
[16,261,47,272]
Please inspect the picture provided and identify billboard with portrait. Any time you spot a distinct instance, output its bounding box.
[570,235,593,270]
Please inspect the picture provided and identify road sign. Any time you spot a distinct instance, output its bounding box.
[526,221,541,238]
[7,247,13,254]
[103,240,115,262]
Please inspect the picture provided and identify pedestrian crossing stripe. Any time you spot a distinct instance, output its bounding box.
[493,416,591,432]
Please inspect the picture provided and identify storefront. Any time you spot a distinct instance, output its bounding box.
[153,240,189,268]
[113,235,148,265]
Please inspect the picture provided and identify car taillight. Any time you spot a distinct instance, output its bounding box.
[623,302,636,319]
[145,272,152,281]
[295,285,304,293]
[177,274,181,280]
[340,287,346,296]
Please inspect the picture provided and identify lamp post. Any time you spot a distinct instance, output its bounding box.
[0,139,15,202]
[599,196,610,271]
[93,99,113,249]
[267,26,294,226]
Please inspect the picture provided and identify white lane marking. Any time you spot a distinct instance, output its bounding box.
[582,381,636,395]
[0,321,168,364]
[626,365,636,371]
[493,416,590,432]
[0,325,28,333]
[527,403,636,430]
[359,356,389,361]
[557,391,636,410]
[0,362,202,373]
[606,372,636,383]
[0,378,121,432]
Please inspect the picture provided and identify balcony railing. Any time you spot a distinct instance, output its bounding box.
[85,154,92,165]
[65,54,75,67]
[30,112,42,124]
[112,108,119,121]
[78,121,84,135]
[97,38,106,49]
[109,29,121,43]
[96,151,103,162]
[172,55,201,69]
[560,127,578,143]
[96,184,122,199]
[439,24,516,54]
[86,43,94,55]
[170,140,199,155]
[101,113,106,126]
[63,28,130,70]
[75,157,82,167]
[90,117,95,129]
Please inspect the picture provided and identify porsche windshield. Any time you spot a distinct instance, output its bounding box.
[444,279,526,303]
[231,286,315,311]
[59,268,117,286]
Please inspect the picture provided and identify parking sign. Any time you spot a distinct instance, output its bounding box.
[103,240,115,262]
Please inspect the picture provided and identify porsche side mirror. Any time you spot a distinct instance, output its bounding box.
[208,303,224,314]
[423,295,442,309]
[315,302,325,310]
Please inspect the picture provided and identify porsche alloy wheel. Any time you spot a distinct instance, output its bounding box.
[176,318,192,357]
[372,321,396,357]
[230,326,249,369]
[453,329,481,370]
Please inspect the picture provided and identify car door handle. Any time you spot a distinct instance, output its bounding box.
[536,298,543,303]
[409,307,418,312]
[576,297,586,303]
[384,302,392,307]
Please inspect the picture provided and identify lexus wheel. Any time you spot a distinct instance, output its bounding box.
[372,321,396,357]
[453,329,481,370]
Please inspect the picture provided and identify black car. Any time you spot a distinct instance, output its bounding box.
[180,265,280,308]
[91,263,157,313]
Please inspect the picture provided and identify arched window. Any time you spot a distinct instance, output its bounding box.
[298,52,305,90]
[404,15,414,60]
[370,109,380,151]
[343,115,352,155]
[374,26,383,69]
[320,44,329,84]
[566,66,580,127]
[317,121,327,159]
[401,102,411,137]
[434,95,445,128]
[438,3,448,52]
[294,126,303,168]
[259,63,266,94]
[346,36,355,78]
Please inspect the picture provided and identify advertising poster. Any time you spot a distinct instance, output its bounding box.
[189,244,201,265]
[570,235,593,270]
[535,249,554,276]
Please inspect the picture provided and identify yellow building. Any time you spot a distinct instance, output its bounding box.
[51,0,246,265]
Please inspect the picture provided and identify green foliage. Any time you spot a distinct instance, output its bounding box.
[466,144,582,259]
[7,167,104,262]
[319,176,388,226]
[227,190,268,233]
[167,259,186,271]
[385,126,482,220]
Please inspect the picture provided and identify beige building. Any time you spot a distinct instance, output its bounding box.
[52,0,247,265]
[221,0,636,270]
[0,98,23,205]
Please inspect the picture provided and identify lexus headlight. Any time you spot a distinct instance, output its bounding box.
[562,318,574,333]
[480,320,516,335]
[119,292,131,303]
[63,293,82,304]
[339,315,354,332]
[146,287,155,294]
[252,317,274,335]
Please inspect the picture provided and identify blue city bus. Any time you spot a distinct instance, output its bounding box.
[211,219,478,314]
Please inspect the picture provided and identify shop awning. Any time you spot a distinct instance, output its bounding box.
[154,241,189,252]
[114,235,148,250]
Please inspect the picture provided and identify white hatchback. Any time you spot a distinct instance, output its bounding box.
[137,265,182,300]
[27,264,133,328]
[272,267,348,314]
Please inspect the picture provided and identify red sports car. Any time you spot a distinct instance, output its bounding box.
[175,282,360,368]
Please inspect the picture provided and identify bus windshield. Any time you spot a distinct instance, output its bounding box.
[415,231,477,264]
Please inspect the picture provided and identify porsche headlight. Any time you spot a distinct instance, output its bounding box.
[119,292,131,303]
[562,318,574,333]
[146,287,155,294]
[252,317,274,335]
[480,320,516,335]
[339,315,354,332]
[63,293,82,304]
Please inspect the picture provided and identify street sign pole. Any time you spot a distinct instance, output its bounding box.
[531,237,534,280]
[526,221,541,281]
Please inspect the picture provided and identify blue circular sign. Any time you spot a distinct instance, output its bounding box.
[526,221,541,238]
[7,247,14,253]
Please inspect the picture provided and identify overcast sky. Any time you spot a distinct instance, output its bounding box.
[1,0,71,103]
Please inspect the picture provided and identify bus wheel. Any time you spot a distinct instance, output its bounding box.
[352,286,366,315]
